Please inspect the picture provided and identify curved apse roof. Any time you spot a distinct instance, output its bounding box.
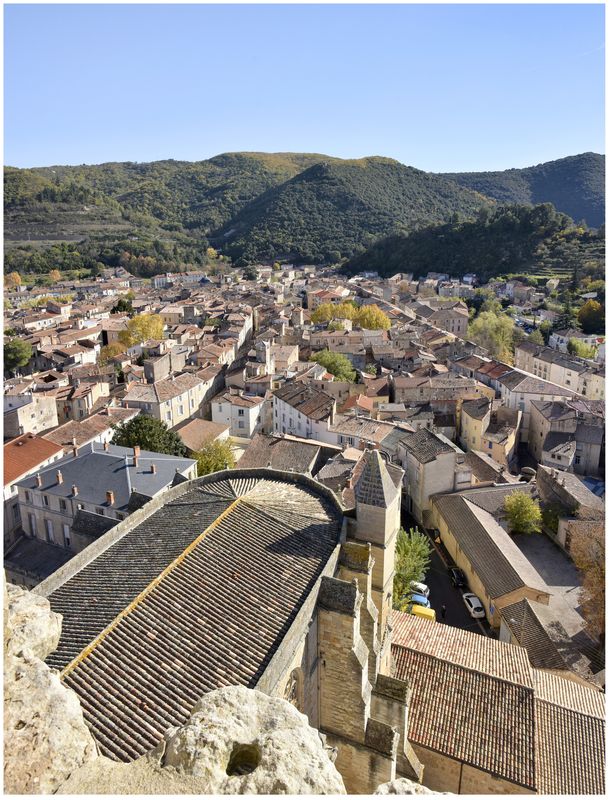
[40,470,343,762]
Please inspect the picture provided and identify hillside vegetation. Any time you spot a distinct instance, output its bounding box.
[343,204,605,284]
[4,151,604,275]
[442,152,605,228]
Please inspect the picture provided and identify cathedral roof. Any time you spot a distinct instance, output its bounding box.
[37,470,343,762]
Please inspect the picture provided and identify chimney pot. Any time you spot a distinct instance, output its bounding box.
[72,444,78,458]
[151,463,157,474]
[103,440,109,451]
[72,484,79,496]
[106,490,115,506]
[133,445,140,466]
[56,470,63,485]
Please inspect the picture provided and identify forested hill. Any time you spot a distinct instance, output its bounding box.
[343,204,605,283]
[4,151,605,275]
[442,152,605,228]
[215,158,488,264]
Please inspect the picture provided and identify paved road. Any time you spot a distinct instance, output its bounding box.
[401,510,492,637]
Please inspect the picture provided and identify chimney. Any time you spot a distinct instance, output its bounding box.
[35,473,42,488]
[106,490,115,506]
[56,470,63,485]
[72,443,78,458]
[103,440,109,451]
[150,463,157,474]
[133,446,140,467]
[72,484,79,496]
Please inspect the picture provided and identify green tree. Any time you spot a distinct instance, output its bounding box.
[538,320,553,344]
[111,297,134,314]
[577,300,605,334]
[327,320,345,332]
[310,350,356,382]
[4,339,33,375]
[567,338,597,359]
[242,266,259,281]
[527,328,545,345]
[503,492,542,535]
[111,416,186,456]
[467,311,516,363]
[118,314,164,347]
[195,438,236,476]
[393,527,433,610]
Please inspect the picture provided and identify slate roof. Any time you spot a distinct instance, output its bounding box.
[16,443,196,512]
[392,613,605,794]
[39,470,343,762]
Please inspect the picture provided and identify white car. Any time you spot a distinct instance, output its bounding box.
[409,581,430,598]
[462,592,485,619]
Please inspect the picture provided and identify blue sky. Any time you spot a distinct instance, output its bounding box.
[4,3,605,170]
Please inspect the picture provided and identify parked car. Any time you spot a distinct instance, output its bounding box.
[462,592,485,619]
[409,604,436,622]
[409,580,430,598]
[448,567,467,589]
[410,593,431,609]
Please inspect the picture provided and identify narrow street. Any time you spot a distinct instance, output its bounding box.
[401,509,493,637]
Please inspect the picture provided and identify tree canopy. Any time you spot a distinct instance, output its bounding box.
[118,314,164,347]
[4,339,33,375]
[467,310,516,363]
[503,492,542,535]
[111,416,186,456]
[577,299,605,334]
[195,438,236,477]
[392,527,433,611]
[310,350,356,382]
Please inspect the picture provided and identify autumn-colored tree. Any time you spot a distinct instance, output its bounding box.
[206,247,218,259]
[272,262,281,271]
[577,299,605,334]
[195,438,236,476]
[5,272,22,289]
[118,314,164,347]
[49,269,61,282]
[569,519,604,640]
[310,303,335,324]
[99,342,126,366]
[354,304,391,330]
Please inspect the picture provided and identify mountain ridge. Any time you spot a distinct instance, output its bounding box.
[4,150,604,274]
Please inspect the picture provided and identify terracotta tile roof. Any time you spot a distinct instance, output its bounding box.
[4,434,64,486]
[431,488,547,599]
[393,645,536,789]
[273,382,335,421]
[399,428,455,464]
[43,472,343,762]
[391,613,605,794]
